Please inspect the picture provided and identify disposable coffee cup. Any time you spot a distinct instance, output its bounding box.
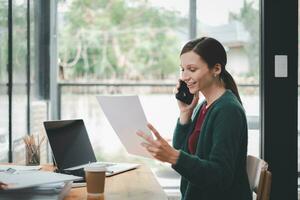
[84,165,106,197]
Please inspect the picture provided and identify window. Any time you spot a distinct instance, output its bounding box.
[57,0,260,195]
[0,0,48,164]
[29,0,48,164]
[196,0,260,157]
[12,0,28,163]
[0,0,9,162]
[57,0,188,192]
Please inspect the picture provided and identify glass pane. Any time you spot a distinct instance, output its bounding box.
[197,0,260,157]
[0,0,9,162]
[57,0,187,81]
[57,0,260,196]
[57,0,188,192]
[12,0,27,163]
[29,0,48,164]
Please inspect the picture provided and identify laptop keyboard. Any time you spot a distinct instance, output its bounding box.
[94,162,117,168]
[101,163,116,167]
[66,162,116,170]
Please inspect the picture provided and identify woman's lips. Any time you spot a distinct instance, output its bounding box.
[187,82,196,88]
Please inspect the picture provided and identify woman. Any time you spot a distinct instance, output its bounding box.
[137,37,252,200]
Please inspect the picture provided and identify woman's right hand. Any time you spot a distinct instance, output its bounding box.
[174,80,199,124]
[0,182,8,190]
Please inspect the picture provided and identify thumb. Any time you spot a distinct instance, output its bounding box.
[190,92,199,107]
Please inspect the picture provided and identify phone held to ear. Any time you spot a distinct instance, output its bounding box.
[175,80,194,105]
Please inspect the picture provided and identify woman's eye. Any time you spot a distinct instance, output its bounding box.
[190,68,196,72]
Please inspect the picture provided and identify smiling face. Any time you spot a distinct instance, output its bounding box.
[180,51,219,94]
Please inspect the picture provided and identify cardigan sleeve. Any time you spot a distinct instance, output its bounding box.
[172,118,192,150]
[172,104,246,191]
[172,103,202,150]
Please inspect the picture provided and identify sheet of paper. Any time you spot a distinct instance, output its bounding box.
[0,165,41,172]
[97,95,153,158]
[0,171,82,190]
[0,181,73,200]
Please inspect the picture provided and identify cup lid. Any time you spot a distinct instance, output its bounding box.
[84,164,106,172]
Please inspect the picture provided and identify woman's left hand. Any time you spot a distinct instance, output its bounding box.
[136,123,180,165]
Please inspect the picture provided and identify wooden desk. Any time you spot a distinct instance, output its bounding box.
[4,164,167,200]
[60,165,168,200]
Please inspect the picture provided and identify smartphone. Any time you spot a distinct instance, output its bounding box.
[175,80,194,105]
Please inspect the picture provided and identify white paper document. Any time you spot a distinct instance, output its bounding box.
[0,171,82,190]
[97,95,153,158]
[0,165,41,172]
[0,181,73,200]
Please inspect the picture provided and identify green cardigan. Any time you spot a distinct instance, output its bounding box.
[172,90,252,200]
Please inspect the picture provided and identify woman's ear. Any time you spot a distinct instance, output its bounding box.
[213,63,222,76]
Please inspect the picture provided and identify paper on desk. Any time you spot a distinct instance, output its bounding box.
[97,95,153,158]
[0,182,65,194]
[0,164,41,172]
[0,171,82,190]
[0,181,73,200]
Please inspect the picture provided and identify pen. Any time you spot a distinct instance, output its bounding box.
[0,168,16,174]
[6,168,16,174]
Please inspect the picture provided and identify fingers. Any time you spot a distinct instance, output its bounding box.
[173,79,181,94]
[137,124,170,161]
[190,92,199,107]
[176,79,181,88]
[141,142,157,153]
[136,130,161,147]
[0,182,8,190]
[147,123,163,140]
[141,142,164,161]
[165,138,172,142]
[173,87,178,94]
[136,130,155,144]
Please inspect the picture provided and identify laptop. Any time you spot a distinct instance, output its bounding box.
[43,119,139,177]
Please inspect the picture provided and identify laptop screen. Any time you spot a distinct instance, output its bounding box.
[43,119,96,169]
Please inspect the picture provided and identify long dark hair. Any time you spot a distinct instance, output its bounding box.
[180,37,242,104]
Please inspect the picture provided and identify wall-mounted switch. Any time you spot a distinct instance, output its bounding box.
[274,55,288,78]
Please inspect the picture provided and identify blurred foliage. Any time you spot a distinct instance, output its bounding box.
[0,0,259,83]
[0,1,8,82]
[0,1,28,82]
[58,0,186,80]
[229,0,259,80]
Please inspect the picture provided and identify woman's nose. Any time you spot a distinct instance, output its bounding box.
[181,71,190,81]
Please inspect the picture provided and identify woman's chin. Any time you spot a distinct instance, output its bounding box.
[189,88,197,94]
[189,86,201,94]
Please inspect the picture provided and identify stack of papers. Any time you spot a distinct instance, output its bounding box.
[0,164,41,172]
[0,171,82,189]
[0,181,73,200]
[0,167,83,199]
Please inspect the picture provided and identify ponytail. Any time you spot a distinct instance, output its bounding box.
[221,70,242,105]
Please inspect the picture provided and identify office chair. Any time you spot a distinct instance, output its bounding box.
[246,155,272,200]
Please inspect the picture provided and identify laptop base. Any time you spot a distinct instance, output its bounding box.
[55,168,86,183]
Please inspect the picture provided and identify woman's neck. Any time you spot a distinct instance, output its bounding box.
[202,85,226,108]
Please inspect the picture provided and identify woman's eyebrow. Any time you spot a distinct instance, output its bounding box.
[186,64,198,68]
[180,64,197,67]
